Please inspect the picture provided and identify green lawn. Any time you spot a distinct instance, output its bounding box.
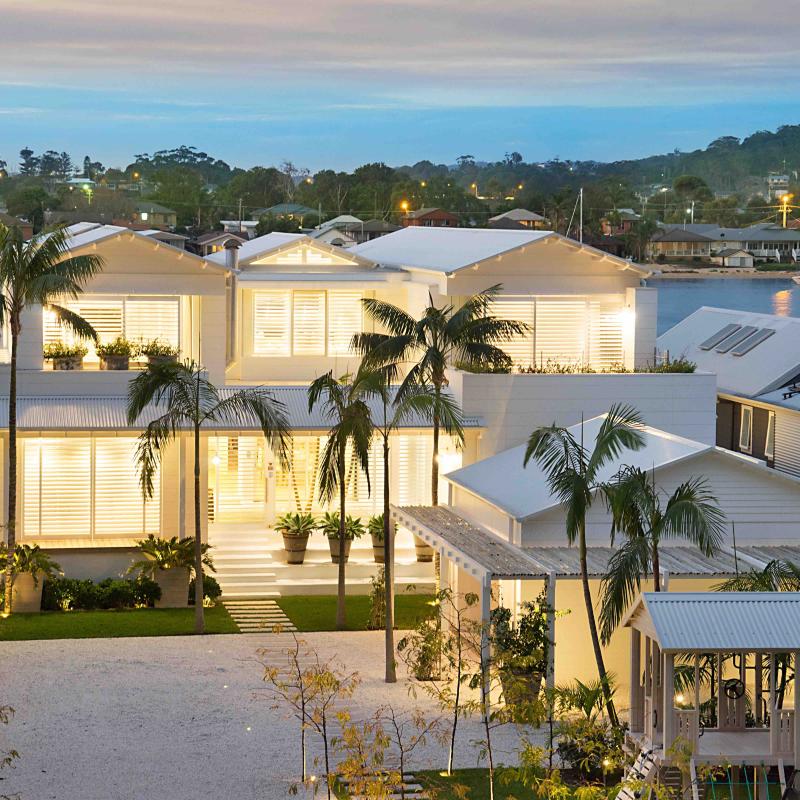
[276,594,435,632]
[0,604,239,640]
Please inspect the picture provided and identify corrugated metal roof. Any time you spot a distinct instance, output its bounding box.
[630,592,800,651]
[0,388,481,431]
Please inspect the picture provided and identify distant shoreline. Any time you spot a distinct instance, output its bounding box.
[649,268,797,280]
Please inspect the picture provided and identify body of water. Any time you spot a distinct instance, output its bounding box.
[654,277,798,334]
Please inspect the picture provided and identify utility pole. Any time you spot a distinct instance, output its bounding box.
[579,187,583,243]
[237,197,243,233]
[690,200,695,224]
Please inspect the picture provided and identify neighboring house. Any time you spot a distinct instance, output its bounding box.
[601,207,641,236]
[0,211,33,239]
[308,218,401,247]
[132,201,177,230]
[138,229,189,250]
[710,248,754,268]
[658,307,800,477]
[220,220,259,238]
[317,214,363,231]
[401,207,459,228]
[188,231,247,256]
[308,226,359,248]
[252,203,321,226]
[488,208,548,229]
[649,223,800,262]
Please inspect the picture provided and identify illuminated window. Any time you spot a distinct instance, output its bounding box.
[739,406,753,453]
[765,411,775,460]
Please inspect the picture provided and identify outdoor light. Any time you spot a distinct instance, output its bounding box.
[675,692,685,704]
[212,455,220,466]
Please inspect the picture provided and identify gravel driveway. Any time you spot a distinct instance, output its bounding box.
[1,631,538,800]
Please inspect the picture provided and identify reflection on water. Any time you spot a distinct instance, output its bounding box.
[655,278,797,334]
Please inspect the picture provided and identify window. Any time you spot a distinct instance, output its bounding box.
[252,290,362,357]
[739,406,753,453]
[765,411,776,461]
[22,438,160,540]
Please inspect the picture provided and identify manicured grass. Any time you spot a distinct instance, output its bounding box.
[276,594,435,632]
[415,768,534,799]
[0,604,239,640]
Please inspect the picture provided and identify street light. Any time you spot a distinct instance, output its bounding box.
[400,200,409,213]
[781,193,794,228]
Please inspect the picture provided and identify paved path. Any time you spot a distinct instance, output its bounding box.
[223,599,297,632]
[1,631,541,800]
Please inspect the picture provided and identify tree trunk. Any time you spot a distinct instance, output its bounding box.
[579,527,618,726]
[336,451,347,630]
[431,394,440,506]
[652,541,661,592]
[383,433,396,682]
[3,320,18,614]
[194,424,205,634]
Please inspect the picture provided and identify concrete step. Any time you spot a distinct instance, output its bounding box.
[223,591,281,600]
[214,568,276,578]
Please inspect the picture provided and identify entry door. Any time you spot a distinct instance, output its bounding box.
[208,436,267,523]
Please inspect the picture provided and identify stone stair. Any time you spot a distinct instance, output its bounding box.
[211,527,279,599]
[223,599,296,633]
[337,772,426,799]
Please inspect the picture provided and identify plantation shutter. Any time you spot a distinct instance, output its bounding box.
[22,439,92,538]
[491,297,535,370]
[588,299,625,370]
[252,291,290,356]
[393,435,431,506]
[44,299,124,360]
[533,299,588,368]
[125,298,180,348]
[94,439,159,537]
[292,291,326,355]
[327,291,363,356]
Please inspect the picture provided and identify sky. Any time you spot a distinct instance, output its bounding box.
[1,0,799,171]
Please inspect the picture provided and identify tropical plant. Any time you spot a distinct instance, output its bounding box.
[275,512,316,538]
[127,360,290,633]
[96,336,137,357]
[138,339,180,358]
[318,512,365,540]
[0,543,62,587]
[188,574,223,606]
[128,534,214,578]
[715,558,800,592]
[354,284,523,506]
[308,368,374,630]
[367,514,384,541]
[524,405,646,726]
[0,223,102,613]
[42,342,88,360]
[367,567,386,631]
[599,467,726,643]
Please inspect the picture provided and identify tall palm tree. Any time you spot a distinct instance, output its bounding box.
[524,405,645,726]
[308,367,375,630]
[599,468,726,644]
[354,284,525,506]
[0,223,102,614]
[358,364,463,682]
[128,361,290,634]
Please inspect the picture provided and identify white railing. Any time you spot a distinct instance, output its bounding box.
[675,708,699,751]
[778,710,795,754]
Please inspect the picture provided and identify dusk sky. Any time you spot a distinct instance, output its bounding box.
[2,0,798,170]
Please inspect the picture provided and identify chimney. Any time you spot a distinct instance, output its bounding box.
[224,237,241,271]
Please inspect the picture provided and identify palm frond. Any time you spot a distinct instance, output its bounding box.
[46,303,99,343]
[660,476,726,556]
[599,536,652,643]
[585,404,645,482]
[136,408,185,498]
[361,298,417,338]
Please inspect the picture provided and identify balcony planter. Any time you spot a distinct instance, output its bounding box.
[1,544,62,614]
[319,512,364,565]
[153,567,191,608]
[413,536,434,563]
[97,337,137,371]
[100,354,130,371]
[368,514,385,564]
[275,512,315,565]
[140,339,180,367]
[43,343,87,371]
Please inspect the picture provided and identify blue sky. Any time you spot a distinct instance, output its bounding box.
[1,0,798,171]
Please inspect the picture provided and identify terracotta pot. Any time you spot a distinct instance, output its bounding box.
[413,535,434,563]
[147,354,179,367]
[100,354,130,371]
[11,572,43,613]
[370,532,385,563]
[282,533,310,565]
[51,356,83,371]
[154,567,190,608]
[328,537,352,564]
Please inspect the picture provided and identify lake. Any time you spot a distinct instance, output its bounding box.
[654,277,798,334]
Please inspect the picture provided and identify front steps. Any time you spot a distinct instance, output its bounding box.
[224,599,296,633]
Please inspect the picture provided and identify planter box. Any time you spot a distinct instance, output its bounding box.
[51,356,83,371]
[11,572,43,613]
[328,538,352,564]
[370,532,385,563]
[147,355,179,367]
[413,536,434,563]
[282,533,310,565]
[100,354,130,371]
[154,567,190,608]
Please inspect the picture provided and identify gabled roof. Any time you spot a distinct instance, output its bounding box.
[651,228,714,243]
[445,415,710,521]
[402,207,457,219]
[317,214,363,231]
[350,226,649,275]
[193,231,246,245]
[623,592,800,652]
[488,208,546,223]
[255,203,319,217]
[657,307,800,398]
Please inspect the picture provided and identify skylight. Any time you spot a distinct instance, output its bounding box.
[731,327,776,356]
[698,323,740,351]
[714,325,758,353]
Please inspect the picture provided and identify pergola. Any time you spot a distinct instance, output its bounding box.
[623,592,800,775]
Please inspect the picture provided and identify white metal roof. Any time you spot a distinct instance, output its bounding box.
[488,208,546,223]
[625,592,800,652]
[445,415,710,522]
[657,306,800,398]
[317,214,363,231]
[205,232,305,266]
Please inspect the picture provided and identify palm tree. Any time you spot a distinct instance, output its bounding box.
[359,364,463,682]
[715,558,800,593]
[524,405,645,726]
[0,223,102,614]
[128,361,290,634]
[308,367,375,630]
[354,284,525,506]
[599,468,726,644]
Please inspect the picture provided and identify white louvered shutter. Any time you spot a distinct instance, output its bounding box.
[588,299,625,370]
[292,291,326,355]
[393,435,432,506]
[252,291,290,356]
[44,298,124,360]
[209,437,265,522]
[125,298,180,348]
[491,297,535,369]
[533,299,588,368]
[328,291,363,356]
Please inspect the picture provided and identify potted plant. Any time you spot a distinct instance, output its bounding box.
[43,342,87,370]
[0,544,62,613]
[491,589,551,719]
[128,534,214,608]
[413,535,434,563]
[275,512,316,564]
[139,339,180,366]
[319,512,364,564]
[368,514,385,563]
[96,337,137,370]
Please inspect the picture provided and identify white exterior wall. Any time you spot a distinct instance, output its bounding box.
[449,485,516,542]
[774,408,800,477]
[625,286,658,369]
[449,370,718,460]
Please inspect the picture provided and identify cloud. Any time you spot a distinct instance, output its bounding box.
[0,107,45,115]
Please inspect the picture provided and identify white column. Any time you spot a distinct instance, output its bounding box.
[546,573,557,693]
[769,654,779,754]
[630,628,642,732]
[178,434,186,539]
[663,652,675,752]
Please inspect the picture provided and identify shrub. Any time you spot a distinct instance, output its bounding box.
[138,339,180,358]
[129,534,214,578]
[649,356,696,373]
[275,511,316,537]
[318,512,365,540]
[188,574,222,605]
[96,337,137,357]
[43,342,87,360]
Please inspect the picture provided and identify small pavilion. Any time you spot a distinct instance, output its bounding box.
[623,592,800,779]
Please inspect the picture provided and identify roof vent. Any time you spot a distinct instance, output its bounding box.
[731,327,775,356]
[698,323,740,350]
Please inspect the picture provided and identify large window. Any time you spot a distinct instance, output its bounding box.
[252,290,363,357]
[739,406,753,453]
[22,438,160,539]
[43,295,180,361]
[208,436,266,523]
